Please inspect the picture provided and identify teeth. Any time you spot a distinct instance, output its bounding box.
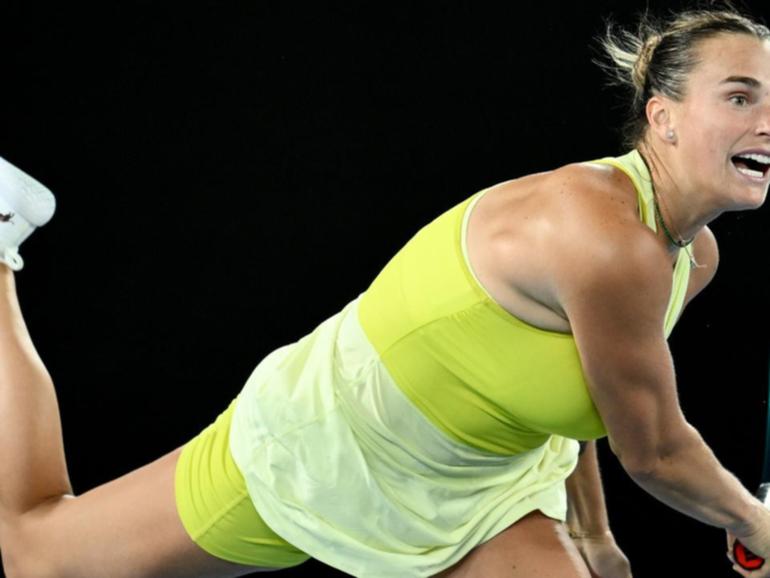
[736,153,770,164]
[737,166,765,178]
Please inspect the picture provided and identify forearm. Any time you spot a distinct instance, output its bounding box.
[565,440,611,536]
[628,423,758,534]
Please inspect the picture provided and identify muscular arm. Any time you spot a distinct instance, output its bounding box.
[566,227,719,535]
[553,198,761,542]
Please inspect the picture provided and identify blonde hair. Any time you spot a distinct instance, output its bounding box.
[597,3,770,148]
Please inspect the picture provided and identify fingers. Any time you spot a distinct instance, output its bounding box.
[726,541,748,576]
[726,530,755,576]
[727,533,736,565]
[731,563,770,577]
[730,561,770,577]
[727,535,770,577]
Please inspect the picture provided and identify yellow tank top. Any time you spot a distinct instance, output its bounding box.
[358,149,693,455]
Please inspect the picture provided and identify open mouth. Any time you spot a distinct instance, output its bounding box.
[731,153,770,180]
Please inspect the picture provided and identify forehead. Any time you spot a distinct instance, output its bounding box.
[689,33,770,86]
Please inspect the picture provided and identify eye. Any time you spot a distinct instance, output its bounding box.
[729,94,750,106]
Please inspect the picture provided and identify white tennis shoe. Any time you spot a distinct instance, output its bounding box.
[0,156,56,271]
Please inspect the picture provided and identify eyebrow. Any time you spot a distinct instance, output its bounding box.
[720,75,762,88]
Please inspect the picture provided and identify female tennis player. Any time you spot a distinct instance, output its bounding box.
[0,4,769,578]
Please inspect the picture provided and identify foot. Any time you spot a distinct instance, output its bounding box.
[0,156,56,270]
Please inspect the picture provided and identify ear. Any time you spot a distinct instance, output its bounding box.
[645,95,675,142]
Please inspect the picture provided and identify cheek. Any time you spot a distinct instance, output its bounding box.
[681,111,728,157]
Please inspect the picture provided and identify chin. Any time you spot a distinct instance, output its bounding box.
[737,187,769,210]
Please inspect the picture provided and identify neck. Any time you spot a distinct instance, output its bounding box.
[653,193,693,250]
[637,139,717,252]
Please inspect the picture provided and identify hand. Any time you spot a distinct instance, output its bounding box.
[727,530,770,577]
[727,504,770,577]
[570,530,632,578]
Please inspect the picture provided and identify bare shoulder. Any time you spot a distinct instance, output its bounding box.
[534,161,643,239]
[548,162,719,299]
[477,162,698,470]
[537,162,672,288]
[468,160,672,331]
[539,166,692,470]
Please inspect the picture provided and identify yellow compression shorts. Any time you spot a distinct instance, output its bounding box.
[174,396,310,568]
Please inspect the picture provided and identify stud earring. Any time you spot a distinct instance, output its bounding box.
[666,129,676,141]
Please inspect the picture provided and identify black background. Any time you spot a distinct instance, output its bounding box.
[1,1,769,576]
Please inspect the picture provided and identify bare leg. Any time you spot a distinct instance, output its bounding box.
[0,265,72,519]
[434,511,592,578]
[0,265,271,577]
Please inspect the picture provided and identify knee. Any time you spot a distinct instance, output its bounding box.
[2,544,57,578]
[0,517,60,578]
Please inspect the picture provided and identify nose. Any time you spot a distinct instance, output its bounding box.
[757,103,770,137]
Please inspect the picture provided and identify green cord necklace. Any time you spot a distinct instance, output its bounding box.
[638,147,698,269]
[652,191,694,248]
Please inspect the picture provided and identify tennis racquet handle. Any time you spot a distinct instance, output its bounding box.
[734,483,770,571]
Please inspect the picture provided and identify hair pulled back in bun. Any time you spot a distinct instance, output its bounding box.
[598,2,770,148]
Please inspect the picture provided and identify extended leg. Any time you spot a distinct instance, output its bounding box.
[0,264,72,521]
[0,265,268,577]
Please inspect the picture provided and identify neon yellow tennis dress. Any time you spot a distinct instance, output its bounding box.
[207,150,693,577]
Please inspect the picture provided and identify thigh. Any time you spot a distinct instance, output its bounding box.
[175,397,310,571]
[434,510,592,578]
[2,445,272,578]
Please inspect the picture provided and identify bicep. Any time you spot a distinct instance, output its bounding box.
[556,238,691,473]
[574,318,688,472]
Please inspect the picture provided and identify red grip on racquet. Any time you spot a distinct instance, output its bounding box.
[735,540,765,571]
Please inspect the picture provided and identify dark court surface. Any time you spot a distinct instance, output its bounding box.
[1,1,769,576]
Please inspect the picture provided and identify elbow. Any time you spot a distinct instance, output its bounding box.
[621,457,660,480]
[608,435,660,477]
[616,423,701,479]
[618,448,659,479]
